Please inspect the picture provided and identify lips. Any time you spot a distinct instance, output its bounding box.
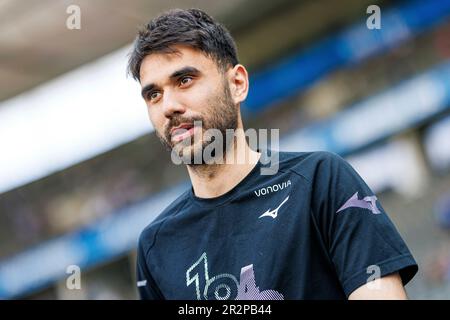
[170,123,195,142]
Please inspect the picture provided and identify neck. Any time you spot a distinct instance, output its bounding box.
[187,129,261,199]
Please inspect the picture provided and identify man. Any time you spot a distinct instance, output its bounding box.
[128,8,418,300]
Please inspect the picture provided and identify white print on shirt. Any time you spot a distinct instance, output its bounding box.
[258,195,290,219]
[254,180,291,197]
[137,280,147,287]
[186,252,284,300]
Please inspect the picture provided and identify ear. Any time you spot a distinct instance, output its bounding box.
[227,64,249,105]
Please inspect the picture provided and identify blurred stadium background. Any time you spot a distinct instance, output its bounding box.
[1,0,450,299]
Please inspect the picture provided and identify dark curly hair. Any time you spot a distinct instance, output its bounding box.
[127,8,239,82]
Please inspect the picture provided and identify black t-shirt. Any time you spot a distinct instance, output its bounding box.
[136,151,418,300]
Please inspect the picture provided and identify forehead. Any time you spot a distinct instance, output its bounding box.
[139,46,218,85]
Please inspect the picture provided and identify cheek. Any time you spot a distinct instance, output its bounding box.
[147,109,164,131]
[186,84,216,111]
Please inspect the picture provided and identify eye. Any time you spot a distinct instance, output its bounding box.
[179,76,193,86]
[148,91,161,102]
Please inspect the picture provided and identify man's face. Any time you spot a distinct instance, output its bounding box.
[139,45,238,163]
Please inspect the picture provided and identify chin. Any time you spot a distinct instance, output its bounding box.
[172,142,204,165]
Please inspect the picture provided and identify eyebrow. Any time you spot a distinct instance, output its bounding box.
[141,66,201,99]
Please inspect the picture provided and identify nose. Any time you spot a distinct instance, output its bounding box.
[162,91,186,118]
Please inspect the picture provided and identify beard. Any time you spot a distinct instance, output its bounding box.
[155,79,239,165]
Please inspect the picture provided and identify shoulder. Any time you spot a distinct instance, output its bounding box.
[276,150,343,167]
[276,150,346,180]
[138,188,191,253]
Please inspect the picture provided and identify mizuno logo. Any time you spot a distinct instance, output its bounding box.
[258,195,290,219]
[336,192,381,214]
[254,180,291,197]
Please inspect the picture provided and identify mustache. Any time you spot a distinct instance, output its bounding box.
[164,115,204,140]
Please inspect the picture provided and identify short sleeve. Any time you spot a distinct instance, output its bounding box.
[310,152,418,297]
[136,236,165,300]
